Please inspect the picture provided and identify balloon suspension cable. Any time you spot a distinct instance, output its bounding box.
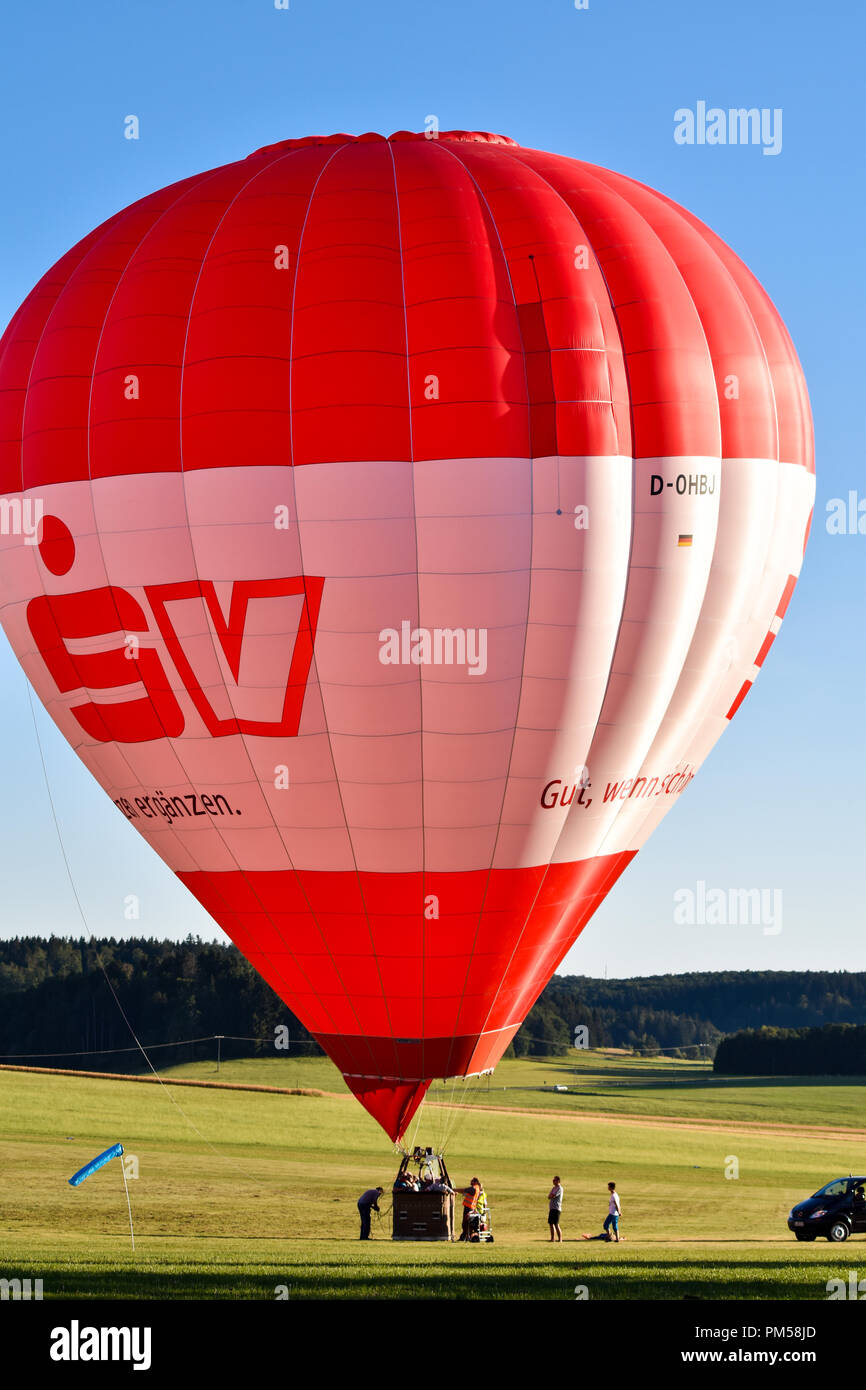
[429,1076,450,1153]
[448,1076,474,1150]
[440,1074,461,1151]
[439,1068,493,1153]
[24,678,264,1191]
[405,1088,427,1156]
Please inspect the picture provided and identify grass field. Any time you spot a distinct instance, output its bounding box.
[1,1053,864,1299]
[164,1049,866,1130]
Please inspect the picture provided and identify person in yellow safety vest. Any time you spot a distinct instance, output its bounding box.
[459,1177,481,1241]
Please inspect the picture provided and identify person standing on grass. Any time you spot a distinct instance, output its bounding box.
[459,1177,481,1241]
[604,1181,622,1241]
[357,1185,383,1240]
[548,1175,564,1241]
[582,1181,624,1242]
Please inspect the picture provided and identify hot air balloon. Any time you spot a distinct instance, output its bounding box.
[0,131,814,1141]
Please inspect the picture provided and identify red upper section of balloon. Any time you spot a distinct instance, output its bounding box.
[0,129,813,498]
[248,130,520,155]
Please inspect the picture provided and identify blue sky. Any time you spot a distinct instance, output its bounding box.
[0,0,863,975]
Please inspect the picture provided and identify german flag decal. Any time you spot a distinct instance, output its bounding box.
[677,534,693,547]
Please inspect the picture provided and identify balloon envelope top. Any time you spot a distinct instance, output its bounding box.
[0,131,814,1139]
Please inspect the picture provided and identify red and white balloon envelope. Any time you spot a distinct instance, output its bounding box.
[0,132,814,1140]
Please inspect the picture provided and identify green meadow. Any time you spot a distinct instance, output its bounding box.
[1,1053,864,1299]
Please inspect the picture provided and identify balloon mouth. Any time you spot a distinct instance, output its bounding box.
[343,1075,431,1143]
[248,130,518,159]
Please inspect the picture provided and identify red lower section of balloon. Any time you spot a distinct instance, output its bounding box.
[319,1026,524,1086]
[343,1076,431,1141]
[178,852,634,1137]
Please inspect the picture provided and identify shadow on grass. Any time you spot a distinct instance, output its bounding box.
[6,1256,839,1301]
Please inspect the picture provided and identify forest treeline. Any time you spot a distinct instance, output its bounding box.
[513,971,866,1058]
[0,937,865,1070]
[713,1024,866,1076]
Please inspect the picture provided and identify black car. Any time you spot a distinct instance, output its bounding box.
[788,1176,866,1242]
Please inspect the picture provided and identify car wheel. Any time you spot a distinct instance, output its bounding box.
[795,1232,816,1241]
[827,1221,850,1243]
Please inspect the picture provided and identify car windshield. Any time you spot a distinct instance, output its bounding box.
[812,1179,849,1199]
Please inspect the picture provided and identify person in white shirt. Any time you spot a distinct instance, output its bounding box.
[582,1181,624,1242]
[604,1181,622,1240]
[547,1176,564,1242]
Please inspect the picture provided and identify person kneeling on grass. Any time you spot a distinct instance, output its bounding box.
[358,1185,384,1240]
[582,1181,624,1243]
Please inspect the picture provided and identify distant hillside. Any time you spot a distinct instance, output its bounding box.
[0,937,864,1068]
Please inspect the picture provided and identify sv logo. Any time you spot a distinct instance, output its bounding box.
[26,516,324,744]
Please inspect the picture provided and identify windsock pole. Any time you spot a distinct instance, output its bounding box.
[120,1155,135,1252]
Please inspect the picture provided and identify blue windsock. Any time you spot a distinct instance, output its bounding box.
[68,1143,124,1187]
